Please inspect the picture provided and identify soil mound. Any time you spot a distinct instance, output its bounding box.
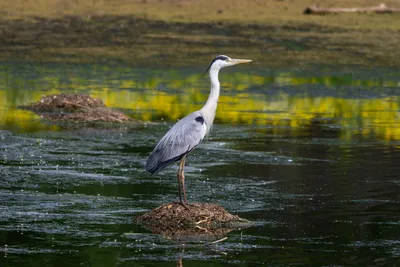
[135,202,250,240]
[23,93,133,124]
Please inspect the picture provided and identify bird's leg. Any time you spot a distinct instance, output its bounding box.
[177,155,190,209]
[180,155,188,204]
[177,159,183,204]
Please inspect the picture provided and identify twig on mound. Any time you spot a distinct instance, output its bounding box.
[304,3,400,15]
[210,237,228,244]
[195,225,210,232]
[196,218,210,225]
[60,100,92,110]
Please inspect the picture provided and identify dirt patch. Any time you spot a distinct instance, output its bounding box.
[23,93,133,125]
[135,202,250,240]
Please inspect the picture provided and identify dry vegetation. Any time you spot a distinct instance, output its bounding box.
[0,0,399,67]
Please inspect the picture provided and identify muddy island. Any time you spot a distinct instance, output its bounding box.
[22,93,134,125]
[135,202,250,240]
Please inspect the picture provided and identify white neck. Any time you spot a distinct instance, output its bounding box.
[200,66,220,130]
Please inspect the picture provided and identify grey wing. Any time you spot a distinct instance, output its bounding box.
[146,112,207,174]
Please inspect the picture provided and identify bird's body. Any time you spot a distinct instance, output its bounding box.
[146,110,207,174]
[146,55,252,206]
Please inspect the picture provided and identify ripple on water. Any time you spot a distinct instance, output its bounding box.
[0,189,140,231]
[1,107,400,265]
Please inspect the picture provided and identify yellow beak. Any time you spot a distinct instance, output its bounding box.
[231,59,253,65]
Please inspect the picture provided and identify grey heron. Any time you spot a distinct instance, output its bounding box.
[146,55,252,207]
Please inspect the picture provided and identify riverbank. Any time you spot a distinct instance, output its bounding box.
[1,0,399,67]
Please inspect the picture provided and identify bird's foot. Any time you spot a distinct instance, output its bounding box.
[173,200,195,210]
[177,201,190,210]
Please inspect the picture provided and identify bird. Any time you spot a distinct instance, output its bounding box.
[146,55,252,208]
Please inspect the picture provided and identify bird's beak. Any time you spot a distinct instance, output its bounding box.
[230,59,253,65]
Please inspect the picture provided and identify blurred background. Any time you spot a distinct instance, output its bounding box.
[1,1,400,266]
[1,0,400,138]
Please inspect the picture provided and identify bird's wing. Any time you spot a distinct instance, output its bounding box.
[146,111,207,174]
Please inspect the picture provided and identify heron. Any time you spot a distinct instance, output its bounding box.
[146,55,252,207]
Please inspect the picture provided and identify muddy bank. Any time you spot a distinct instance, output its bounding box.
[135,202,250,240]
[22,93,133,125]
[0,14,399,67]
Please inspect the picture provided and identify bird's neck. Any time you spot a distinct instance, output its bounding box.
[201,67,220,130]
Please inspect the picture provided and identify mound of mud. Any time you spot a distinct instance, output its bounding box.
[135,202,250,240]
[23,94,132,124]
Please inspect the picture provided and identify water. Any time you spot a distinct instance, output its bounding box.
[1,61,400,266]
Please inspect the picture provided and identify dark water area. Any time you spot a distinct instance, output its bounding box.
[1,62,400,266]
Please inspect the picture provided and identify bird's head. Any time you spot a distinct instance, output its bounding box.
[206,55,252,73]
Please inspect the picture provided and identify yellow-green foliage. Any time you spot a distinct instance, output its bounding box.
[1,69,400,140]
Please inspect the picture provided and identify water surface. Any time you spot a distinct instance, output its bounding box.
[1,62,400,266]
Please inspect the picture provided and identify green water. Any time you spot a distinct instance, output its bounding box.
[1,61,400,266]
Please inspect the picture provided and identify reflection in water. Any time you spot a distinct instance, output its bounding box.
[177,257,183,267]
[1,62,400,140]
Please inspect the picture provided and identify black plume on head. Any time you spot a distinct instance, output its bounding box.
[213,55,229,62]
[204,55,230,75]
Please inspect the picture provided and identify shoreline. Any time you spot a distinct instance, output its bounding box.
[1,0,399,68]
